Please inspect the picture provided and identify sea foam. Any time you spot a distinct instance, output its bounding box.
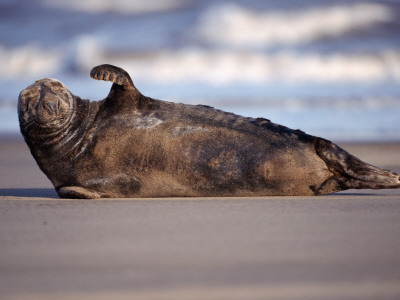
[198,3,393,47]
[41,0,185,14]
[72,47,400,84]
[0,45,62,79]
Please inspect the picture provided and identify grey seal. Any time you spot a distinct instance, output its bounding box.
[18,64,400,198]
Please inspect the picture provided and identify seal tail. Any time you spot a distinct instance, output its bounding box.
[313,138,400,195]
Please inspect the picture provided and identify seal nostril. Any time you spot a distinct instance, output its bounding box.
[45,102,52,112]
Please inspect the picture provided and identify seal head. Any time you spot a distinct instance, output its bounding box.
[18,79,74,133]
[18,77,100,194]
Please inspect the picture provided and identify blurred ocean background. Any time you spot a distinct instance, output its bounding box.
[0,0,399,141]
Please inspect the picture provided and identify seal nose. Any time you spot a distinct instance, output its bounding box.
[43,97,60,114]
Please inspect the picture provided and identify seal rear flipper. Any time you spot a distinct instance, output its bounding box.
[314,138,400,193]
[90,64,136,91]
[313,175,400,195]
[57,186,105,199]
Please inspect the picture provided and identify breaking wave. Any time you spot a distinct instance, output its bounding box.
[123,50,400,84]
[2,40,400,85]
[41,0,186,14]
[198,3,394,47]
[2,2,399,85]
[0,45,62,78]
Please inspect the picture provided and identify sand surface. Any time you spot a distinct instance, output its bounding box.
[1,136,400,300]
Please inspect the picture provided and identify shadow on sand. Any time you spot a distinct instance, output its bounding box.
[0,189,387,199]
[0,188,58,198]
[330,192,379,196]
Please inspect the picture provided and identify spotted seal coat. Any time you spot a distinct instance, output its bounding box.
[18,64,400,198]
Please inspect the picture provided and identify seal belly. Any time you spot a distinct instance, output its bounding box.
[136,127,331,197]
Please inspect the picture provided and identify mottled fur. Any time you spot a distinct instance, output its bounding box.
[18,64,400,198]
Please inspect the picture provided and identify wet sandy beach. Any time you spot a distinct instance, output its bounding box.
[1,136,399,299]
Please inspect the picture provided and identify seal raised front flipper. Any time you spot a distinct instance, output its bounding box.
[90,64,135,90]
[90,64,148,111]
